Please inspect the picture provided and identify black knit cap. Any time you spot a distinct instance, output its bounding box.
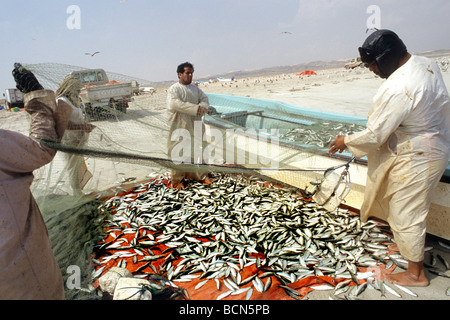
[358,29,408,78]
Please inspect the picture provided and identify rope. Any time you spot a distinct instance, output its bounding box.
[40,139,356,174]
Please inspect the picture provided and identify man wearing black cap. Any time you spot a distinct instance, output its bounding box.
[329,30,450,287]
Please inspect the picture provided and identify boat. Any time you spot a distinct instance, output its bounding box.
[203,93,450,241]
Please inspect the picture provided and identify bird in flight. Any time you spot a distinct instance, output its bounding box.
[85,52,100,57]
[280,31,292,35]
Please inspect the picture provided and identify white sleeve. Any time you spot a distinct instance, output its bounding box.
[345,92,411,158]
[167,85,200,116]
[198,88,210,108]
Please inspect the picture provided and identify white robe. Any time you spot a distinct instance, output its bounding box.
[344,55,450,262]
[57,97,92,194]
[166,82,210,183]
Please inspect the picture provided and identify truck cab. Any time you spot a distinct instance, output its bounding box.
[71,69,109,86]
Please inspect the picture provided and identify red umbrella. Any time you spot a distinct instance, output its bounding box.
[297,70,317,76]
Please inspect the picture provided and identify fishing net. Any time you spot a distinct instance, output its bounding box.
[24,63,368,202]
[7,62,446,300]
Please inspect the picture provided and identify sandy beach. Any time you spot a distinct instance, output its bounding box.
[2,52,449,131]
[200,58,450,117]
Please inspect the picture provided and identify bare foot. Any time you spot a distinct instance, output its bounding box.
[385,261,429,287]
[385,271,429,287]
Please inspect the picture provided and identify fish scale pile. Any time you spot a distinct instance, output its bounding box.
[93,173,398,300]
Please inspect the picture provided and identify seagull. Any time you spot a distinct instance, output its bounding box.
[85,52,100,57]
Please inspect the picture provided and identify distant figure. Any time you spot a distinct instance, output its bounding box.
[329,30,450,287]
[166,62,214,190]
[56,76,96,196]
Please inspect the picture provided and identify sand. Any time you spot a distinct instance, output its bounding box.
[2,53,449,130]
[201,67,382,117]
[200,61,450,118]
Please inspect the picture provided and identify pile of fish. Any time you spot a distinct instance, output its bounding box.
[92,173,413,300]
[282,122,366,148]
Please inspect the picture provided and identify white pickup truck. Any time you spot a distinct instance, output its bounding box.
[70,69,138,120]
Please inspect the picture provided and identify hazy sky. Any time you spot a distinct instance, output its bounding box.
[1,0,449,92]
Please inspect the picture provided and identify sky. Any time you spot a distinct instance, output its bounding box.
[1,0,449,93]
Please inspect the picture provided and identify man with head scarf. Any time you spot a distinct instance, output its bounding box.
[329,30,450,286]
[56,76,95,196]
[0,64,73,299]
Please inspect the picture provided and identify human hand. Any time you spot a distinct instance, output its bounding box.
[83,123,96,133]
[328,135,347,154]
[67,122,96,133]
[198,106,208,116]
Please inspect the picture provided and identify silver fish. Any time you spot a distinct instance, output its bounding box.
[394,283,418,297]
[383,282,402,298]
[216,290,233,300]
[94,173,396,300]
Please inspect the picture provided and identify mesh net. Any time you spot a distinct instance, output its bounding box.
[5,63,423,299]
[25,63,367,199]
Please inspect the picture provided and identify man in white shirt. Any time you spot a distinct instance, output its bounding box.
[329,30,450,287]
[167,62,212,189]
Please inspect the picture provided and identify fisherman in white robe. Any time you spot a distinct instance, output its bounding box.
[329,30,450,286]
[0,64,73,299]
[167,62,213,189]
